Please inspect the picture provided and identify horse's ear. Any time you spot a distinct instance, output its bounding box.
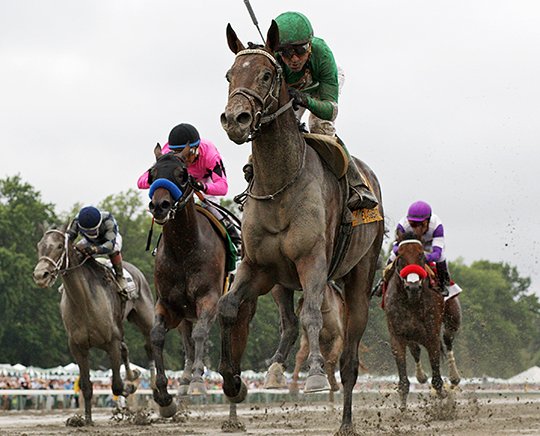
[226,23,245,54]
[154,142,163,160]
[266,20,280,53]
[178,145,191,162]
[37,222,47,234]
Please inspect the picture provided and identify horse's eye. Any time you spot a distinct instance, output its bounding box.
[57,244,63,249]
[262,71,272,82]
[225,70,231,83]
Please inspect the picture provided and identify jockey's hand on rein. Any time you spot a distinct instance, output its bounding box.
[82,245,98,256]
[192,181,206,192]
[288,87,309,110]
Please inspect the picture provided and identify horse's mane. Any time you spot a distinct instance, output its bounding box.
[247,42,265,50]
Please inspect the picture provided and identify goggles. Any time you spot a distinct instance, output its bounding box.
[408,220,426,228]
[278,43,310,59]
[169,139,200,150]
[80,227,99,239]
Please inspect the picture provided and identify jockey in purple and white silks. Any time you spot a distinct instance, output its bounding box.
[138,123,241,251]
[389,201,450,296]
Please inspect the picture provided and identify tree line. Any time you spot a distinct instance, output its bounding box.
[0,175,538,379]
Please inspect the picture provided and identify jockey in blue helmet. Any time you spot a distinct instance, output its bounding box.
[67,206,128,294]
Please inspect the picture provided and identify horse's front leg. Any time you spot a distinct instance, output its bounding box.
[264,285,298,389]
[443,298,462,385]
[69,343,93,425]
[177,320,194,396]
[296,255,328,393]
[218,262,271,402]
[426,341,444,397]
[189,293,219,396]
[150,309,177,417]
[390,335,410,411]
[409,342,428,384]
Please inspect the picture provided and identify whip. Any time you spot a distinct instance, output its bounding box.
[243,0,265,44]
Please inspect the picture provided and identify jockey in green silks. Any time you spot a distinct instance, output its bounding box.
[273,11,378,211]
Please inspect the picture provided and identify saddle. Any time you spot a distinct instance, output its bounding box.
[303,133,383,281]
[195,205,238,273]
[94,258,138,300]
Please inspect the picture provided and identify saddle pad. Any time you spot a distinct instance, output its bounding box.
[445,283,463,302]
[95,258,137,293]
[351,207,384,227]
[303,133,349,179]
[195,205,238,273]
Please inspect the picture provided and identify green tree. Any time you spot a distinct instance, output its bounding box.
[0,175,68,366]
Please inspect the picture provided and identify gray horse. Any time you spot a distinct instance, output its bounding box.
[219,22,385,435]
[33,225,155,425]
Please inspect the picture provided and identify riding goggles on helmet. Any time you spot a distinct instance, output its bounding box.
[79,226,100,239]
[168,139,201,150]
[278,43,310,59]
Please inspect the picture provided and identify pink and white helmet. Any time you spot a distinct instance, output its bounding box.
[407,201,432,222]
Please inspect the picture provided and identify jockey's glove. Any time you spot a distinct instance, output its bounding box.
[82,245,98,256]
[192,181,206,192]
[288,88,309,110]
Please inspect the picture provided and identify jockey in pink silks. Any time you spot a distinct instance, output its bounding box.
[137,123,241,250]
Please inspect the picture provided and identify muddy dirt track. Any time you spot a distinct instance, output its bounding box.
[1,391,539,435]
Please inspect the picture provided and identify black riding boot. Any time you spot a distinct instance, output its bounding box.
[222,218,242,255]
[346,160,378,211]
[111,257,128,295]
[436,261,450,297]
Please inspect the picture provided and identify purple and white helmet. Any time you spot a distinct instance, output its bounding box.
[407,201,432,222]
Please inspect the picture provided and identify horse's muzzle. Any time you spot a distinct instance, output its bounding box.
[220,106,252,144]
[32,264,55,288]
[149,197,172,225]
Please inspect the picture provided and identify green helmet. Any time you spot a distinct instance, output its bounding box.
[275,11,313,46]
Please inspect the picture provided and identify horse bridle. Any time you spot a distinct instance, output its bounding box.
[395,239,428,286]
[229,48,294,141]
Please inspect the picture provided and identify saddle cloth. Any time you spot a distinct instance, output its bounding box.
[195,205,238,274]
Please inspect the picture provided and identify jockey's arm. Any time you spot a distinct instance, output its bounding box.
[425,224,445,263]
[95,219,117,255]
[305,46,339,121]
[66,219,79,241]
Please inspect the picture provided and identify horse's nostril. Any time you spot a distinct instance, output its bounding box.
[220,112,228,127]
[149,202,155,211]
[236,112,251,126]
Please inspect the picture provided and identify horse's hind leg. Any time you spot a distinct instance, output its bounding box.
[290,331,309,394]
[443,298,462,385]
[69,343,93,425]
[265,285,298,389]
[120,341,139,383]
[109,340,132,400]
[127,303,157,386]
[409,343,428,384]
[178,320,194,396]
[296,256,329,393]
[189,294,219,396]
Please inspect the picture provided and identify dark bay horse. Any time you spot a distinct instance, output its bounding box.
[147,145,237,421]
[33,226,155,425]
[219,22,385,435]
[384,232,461,410]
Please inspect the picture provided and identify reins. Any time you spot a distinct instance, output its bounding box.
[38,230,91,279]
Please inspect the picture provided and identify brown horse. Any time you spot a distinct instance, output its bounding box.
[219,22,385,435]
[33,226,155,425]
[384,232,461,410]
[147,145,235,420]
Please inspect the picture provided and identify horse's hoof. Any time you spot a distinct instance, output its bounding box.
[304,373,330,393]
[221,419,246,433]
[450,375,461,386]
[416,372,428,384]
[289,384,300,395]
[159,402,178,418]
[177,384,190,396]
[264,362,287,389]
[188,380,207,396]
[66,414,87,427]
[226,379,248,404]
[127,368,141,382]
[334,423,360,436]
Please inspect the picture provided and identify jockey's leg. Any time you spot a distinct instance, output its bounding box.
[436,260,450,297]
[109,252,128,294]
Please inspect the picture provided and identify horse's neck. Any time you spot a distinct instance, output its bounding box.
[162,202,202,254]
[60,243,104,311]
[251,105,305,194]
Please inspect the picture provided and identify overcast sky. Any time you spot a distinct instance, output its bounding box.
[1,1,539,294]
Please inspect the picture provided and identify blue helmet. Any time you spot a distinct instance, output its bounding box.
[78,206,102,233]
